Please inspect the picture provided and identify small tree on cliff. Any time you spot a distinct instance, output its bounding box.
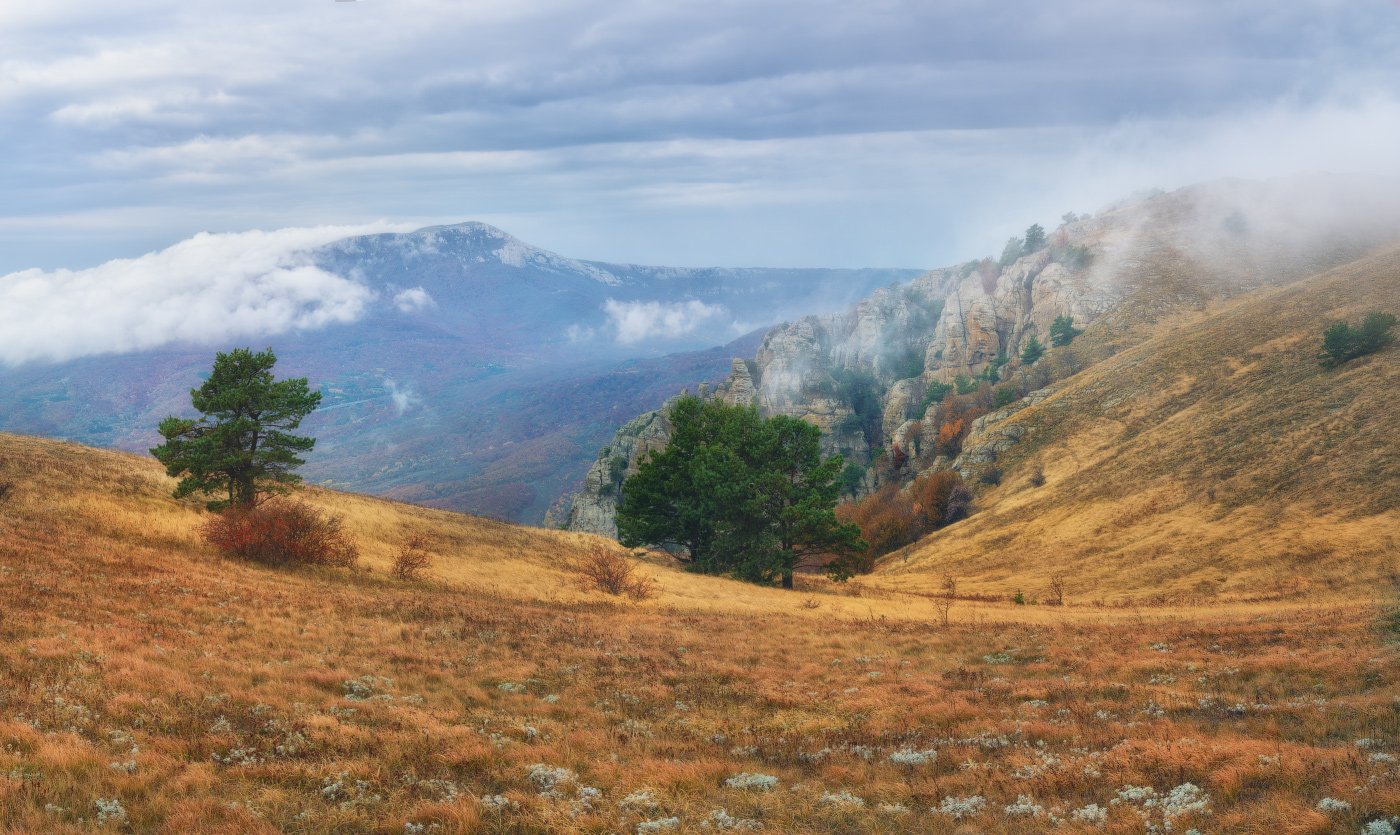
[616,396,864,588]
[1022,223,1047,254]
[1049,315,1082,347]
[1020,335,1045,365]
[151,348,321,510]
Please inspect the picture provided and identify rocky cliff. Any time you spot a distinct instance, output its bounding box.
[565,177,1400,537]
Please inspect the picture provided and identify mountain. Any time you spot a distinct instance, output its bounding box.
[567,177,1400,558]
[0,223,920,522]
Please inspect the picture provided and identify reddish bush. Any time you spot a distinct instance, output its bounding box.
[202,499,359,568]
[576,545,657,600]
[934,418,966,457]
[836,471,972,564]
[890,443,908,470]
[392,534,433,580]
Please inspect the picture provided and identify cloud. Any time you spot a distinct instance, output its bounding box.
[392,286,434,313]
[3,1,1400,272]
[602,298,726,344]
[383,378,420,416]
[565,323,596,343]
[0,223,406,365]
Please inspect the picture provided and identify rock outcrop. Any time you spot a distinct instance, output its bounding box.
[566,409,672,537]
[951,386,1055,480]
[567,180,1382,537]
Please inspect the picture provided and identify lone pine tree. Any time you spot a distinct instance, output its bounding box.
[151,347,321,510]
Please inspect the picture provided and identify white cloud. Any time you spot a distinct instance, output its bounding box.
[0,223,406,365]
[602,298,726,344]
[383,378,420,416]
[392,286,434,313]
[565,323,596,342]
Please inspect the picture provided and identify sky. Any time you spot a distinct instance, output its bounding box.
[3,0,1400,277]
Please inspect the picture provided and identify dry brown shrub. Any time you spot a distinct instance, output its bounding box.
[837,471,972,563]
[392,534,433,580]
[201,499,359,568]
[575,545,656,600]
[935,573,957,626]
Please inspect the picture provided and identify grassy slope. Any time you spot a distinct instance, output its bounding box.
[1,433,1399,833]
[874,244,1400,604]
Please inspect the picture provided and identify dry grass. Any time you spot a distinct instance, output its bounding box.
[877,244,1400,604]
[0,432,1398,833]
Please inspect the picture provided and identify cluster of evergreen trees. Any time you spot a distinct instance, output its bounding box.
[616,396,865,588]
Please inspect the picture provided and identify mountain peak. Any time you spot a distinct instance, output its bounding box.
[414,220,515,240]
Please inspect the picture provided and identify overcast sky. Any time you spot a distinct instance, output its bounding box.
[3,0,1400,274]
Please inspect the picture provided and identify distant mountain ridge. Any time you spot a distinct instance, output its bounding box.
[0,222,920,522]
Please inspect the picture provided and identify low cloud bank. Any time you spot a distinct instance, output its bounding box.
[0,223,404,365]
[602,298,726,344]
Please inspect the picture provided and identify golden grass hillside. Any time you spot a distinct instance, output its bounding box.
[875,244,1400,605]
[2,431,1400,833]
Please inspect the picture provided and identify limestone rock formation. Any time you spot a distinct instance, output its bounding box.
[951,387,1054,480]
[567,180,1388,537]
[566,409,672,537]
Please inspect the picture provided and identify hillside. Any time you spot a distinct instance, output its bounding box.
[568,177,1400,537]
[0,223,919,523]
[871,244,1400,603]
[2,433,1400,833]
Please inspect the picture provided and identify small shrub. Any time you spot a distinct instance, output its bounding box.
[201,499,358,568]
[1027,466,1046,487]
[920,381,953,412]
[1060,244,1094,271]
[935,575,956,626]
[982,351,1009,382]
[934,418,966,457]
[576,545,657,600]
[0,479,12,506]
[1047,571,1066,606]
[1012,590,1026,605]
[392,534,433,580]
[1318,312,1396,367]
[979,467,1002,486]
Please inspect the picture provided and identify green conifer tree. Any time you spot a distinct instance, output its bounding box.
[151,347,321,510]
